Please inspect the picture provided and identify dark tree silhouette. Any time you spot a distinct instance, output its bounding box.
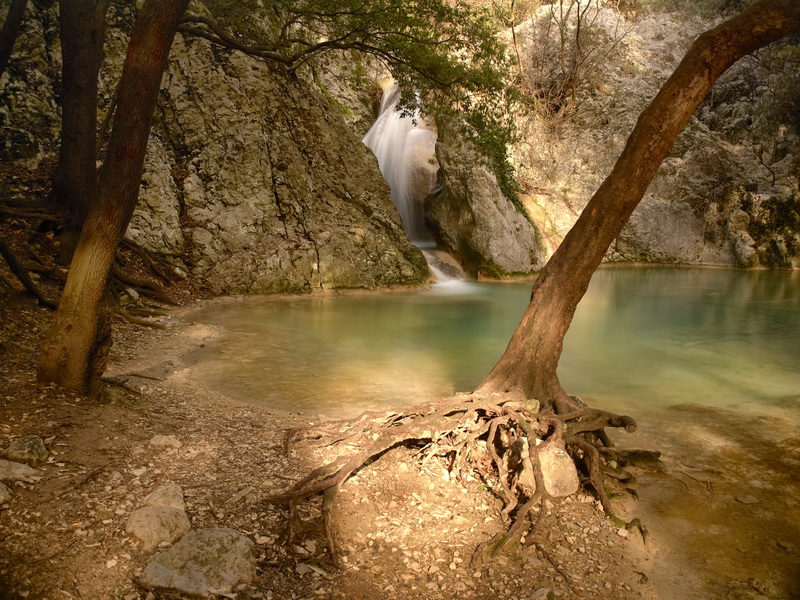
[0,0,27,80]
[38,0,190,394]
[52,0,110,264]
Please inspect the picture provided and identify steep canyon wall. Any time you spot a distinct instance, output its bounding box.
[510,8,800,269]
[2,4,798,296]
[1,5,430,294]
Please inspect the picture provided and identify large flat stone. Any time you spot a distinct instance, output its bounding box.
[139,528,256,597]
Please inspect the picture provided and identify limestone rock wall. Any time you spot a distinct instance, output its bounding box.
[152,38,429,293]
[512,9,800,269]
[0,5,429,294]
[426,127,544,278]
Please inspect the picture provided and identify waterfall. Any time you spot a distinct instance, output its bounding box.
[362,84,438,248]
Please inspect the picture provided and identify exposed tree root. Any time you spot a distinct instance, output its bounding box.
[264,390,660,566]
[111,264,174,305]
[111,306,167,329]
[0,235,58,309]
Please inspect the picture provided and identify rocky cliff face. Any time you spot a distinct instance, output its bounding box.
[2,4,797,293]
[425,126,544,278]
[1,5,429,294]
[146,37,429,293]
[511,8,800,269]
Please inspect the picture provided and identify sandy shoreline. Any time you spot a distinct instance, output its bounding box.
[1,292,798,599]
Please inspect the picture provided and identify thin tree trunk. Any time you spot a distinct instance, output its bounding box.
[53,0,109,265]
[38,0,189,395]
[478,0,800,411]
[0,0,27,80]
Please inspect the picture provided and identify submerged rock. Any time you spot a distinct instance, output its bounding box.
[139,528,256,596]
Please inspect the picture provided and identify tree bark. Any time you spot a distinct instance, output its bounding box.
[38,0,189,395]
[0,0,27,80]
[478,0,800,411]
[53,0,109,265]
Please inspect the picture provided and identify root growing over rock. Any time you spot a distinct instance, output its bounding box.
[265,390,661,567]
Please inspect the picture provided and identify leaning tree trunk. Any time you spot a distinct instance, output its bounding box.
[478,0,800,411]
[52,0,110,265]
[0,0,27,80]
[37,0,189,395]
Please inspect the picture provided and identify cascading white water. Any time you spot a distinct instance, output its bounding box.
[362,84,438,248]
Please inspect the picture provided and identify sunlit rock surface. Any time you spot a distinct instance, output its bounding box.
[427,128,545,278]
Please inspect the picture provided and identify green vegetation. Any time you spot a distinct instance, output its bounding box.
[187,0,520,202]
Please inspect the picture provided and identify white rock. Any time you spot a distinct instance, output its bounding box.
[145,483,186,511]
[0,459,41,483]
[734,495,760,505]
[149,435,182,449]
[539,444,579,497]
[126,506,191,551]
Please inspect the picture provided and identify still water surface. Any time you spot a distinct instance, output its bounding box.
[184,267,800,417]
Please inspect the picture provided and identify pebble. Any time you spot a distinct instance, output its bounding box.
[149,434,182,449]
[735,495,760,505]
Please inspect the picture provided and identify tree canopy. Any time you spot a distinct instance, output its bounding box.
[182,0,521,194]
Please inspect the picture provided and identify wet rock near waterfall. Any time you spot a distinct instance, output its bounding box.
[139,528,256,597]
[2,6,429,295]
[2,435,49,467]
[147,41,430,294]
[0,459,42,483]
[426,128,545,279]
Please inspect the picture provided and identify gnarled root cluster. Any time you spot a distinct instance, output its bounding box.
[265,390,660,568]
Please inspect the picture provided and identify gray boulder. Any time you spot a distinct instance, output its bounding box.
[2,435,48,467]
[139,528,256,597]
[0,459,41,483]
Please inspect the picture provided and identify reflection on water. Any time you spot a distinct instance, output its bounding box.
[184,268,800,417]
